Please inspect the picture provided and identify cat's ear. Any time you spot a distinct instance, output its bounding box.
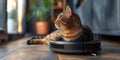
[64,5,72,17]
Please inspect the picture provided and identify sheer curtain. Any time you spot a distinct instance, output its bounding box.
[76,0,120,35]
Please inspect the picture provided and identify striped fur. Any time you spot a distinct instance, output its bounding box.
[28,5,93,45]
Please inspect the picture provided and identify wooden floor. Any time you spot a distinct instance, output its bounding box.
[0,37,120,60]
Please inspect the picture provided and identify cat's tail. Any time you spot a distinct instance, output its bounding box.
[82,25,94,41]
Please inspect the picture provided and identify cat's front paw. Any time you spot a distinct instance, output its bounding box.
[27,39,45,45]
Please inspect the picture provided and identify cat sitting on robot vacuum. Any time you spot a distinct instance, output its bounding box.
[27,5,93,45]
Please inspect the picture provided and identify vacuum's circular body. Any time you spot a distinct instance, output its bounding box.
[50,40,101,53]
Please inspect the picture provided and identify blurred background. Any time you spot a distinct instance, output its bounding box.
[0,0,120,42]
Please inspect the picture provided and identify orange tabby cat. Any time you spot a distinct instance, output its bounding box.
[27,5,93,45]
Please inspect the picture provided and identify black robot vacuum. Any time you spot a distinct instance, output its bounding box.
[27,36,101,54]
[49,40,101,54]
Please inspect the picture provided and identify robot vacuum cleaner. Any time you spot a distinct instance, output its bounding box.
[50,40,101,54]
[27,36,101,54]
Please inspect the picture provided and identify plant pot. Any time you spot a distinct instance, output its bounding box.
[36,21,49,35]
[57,1,63,9]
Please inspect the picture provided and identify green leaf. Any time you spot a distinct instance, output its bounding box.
[30,0,39,7]
[27,0,52,21]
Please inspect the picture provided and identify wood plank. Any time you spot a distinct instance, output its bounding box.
[1,37,120,60]
[1,49,59,60]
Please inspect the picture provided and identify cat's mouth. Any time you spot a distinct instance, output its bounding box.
[60,23,67,26]
[55,23,67,29]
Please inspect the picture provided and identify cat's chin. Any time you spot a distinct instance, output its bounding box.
[60,27,68,30]
[55,26,67,30]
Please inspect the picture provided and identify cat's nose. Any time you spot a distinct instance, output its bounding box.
[54,20,58,23]
[51,18,57,23]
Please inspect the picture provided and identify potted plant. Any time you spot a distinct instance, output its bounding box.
[27,0,51,35]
